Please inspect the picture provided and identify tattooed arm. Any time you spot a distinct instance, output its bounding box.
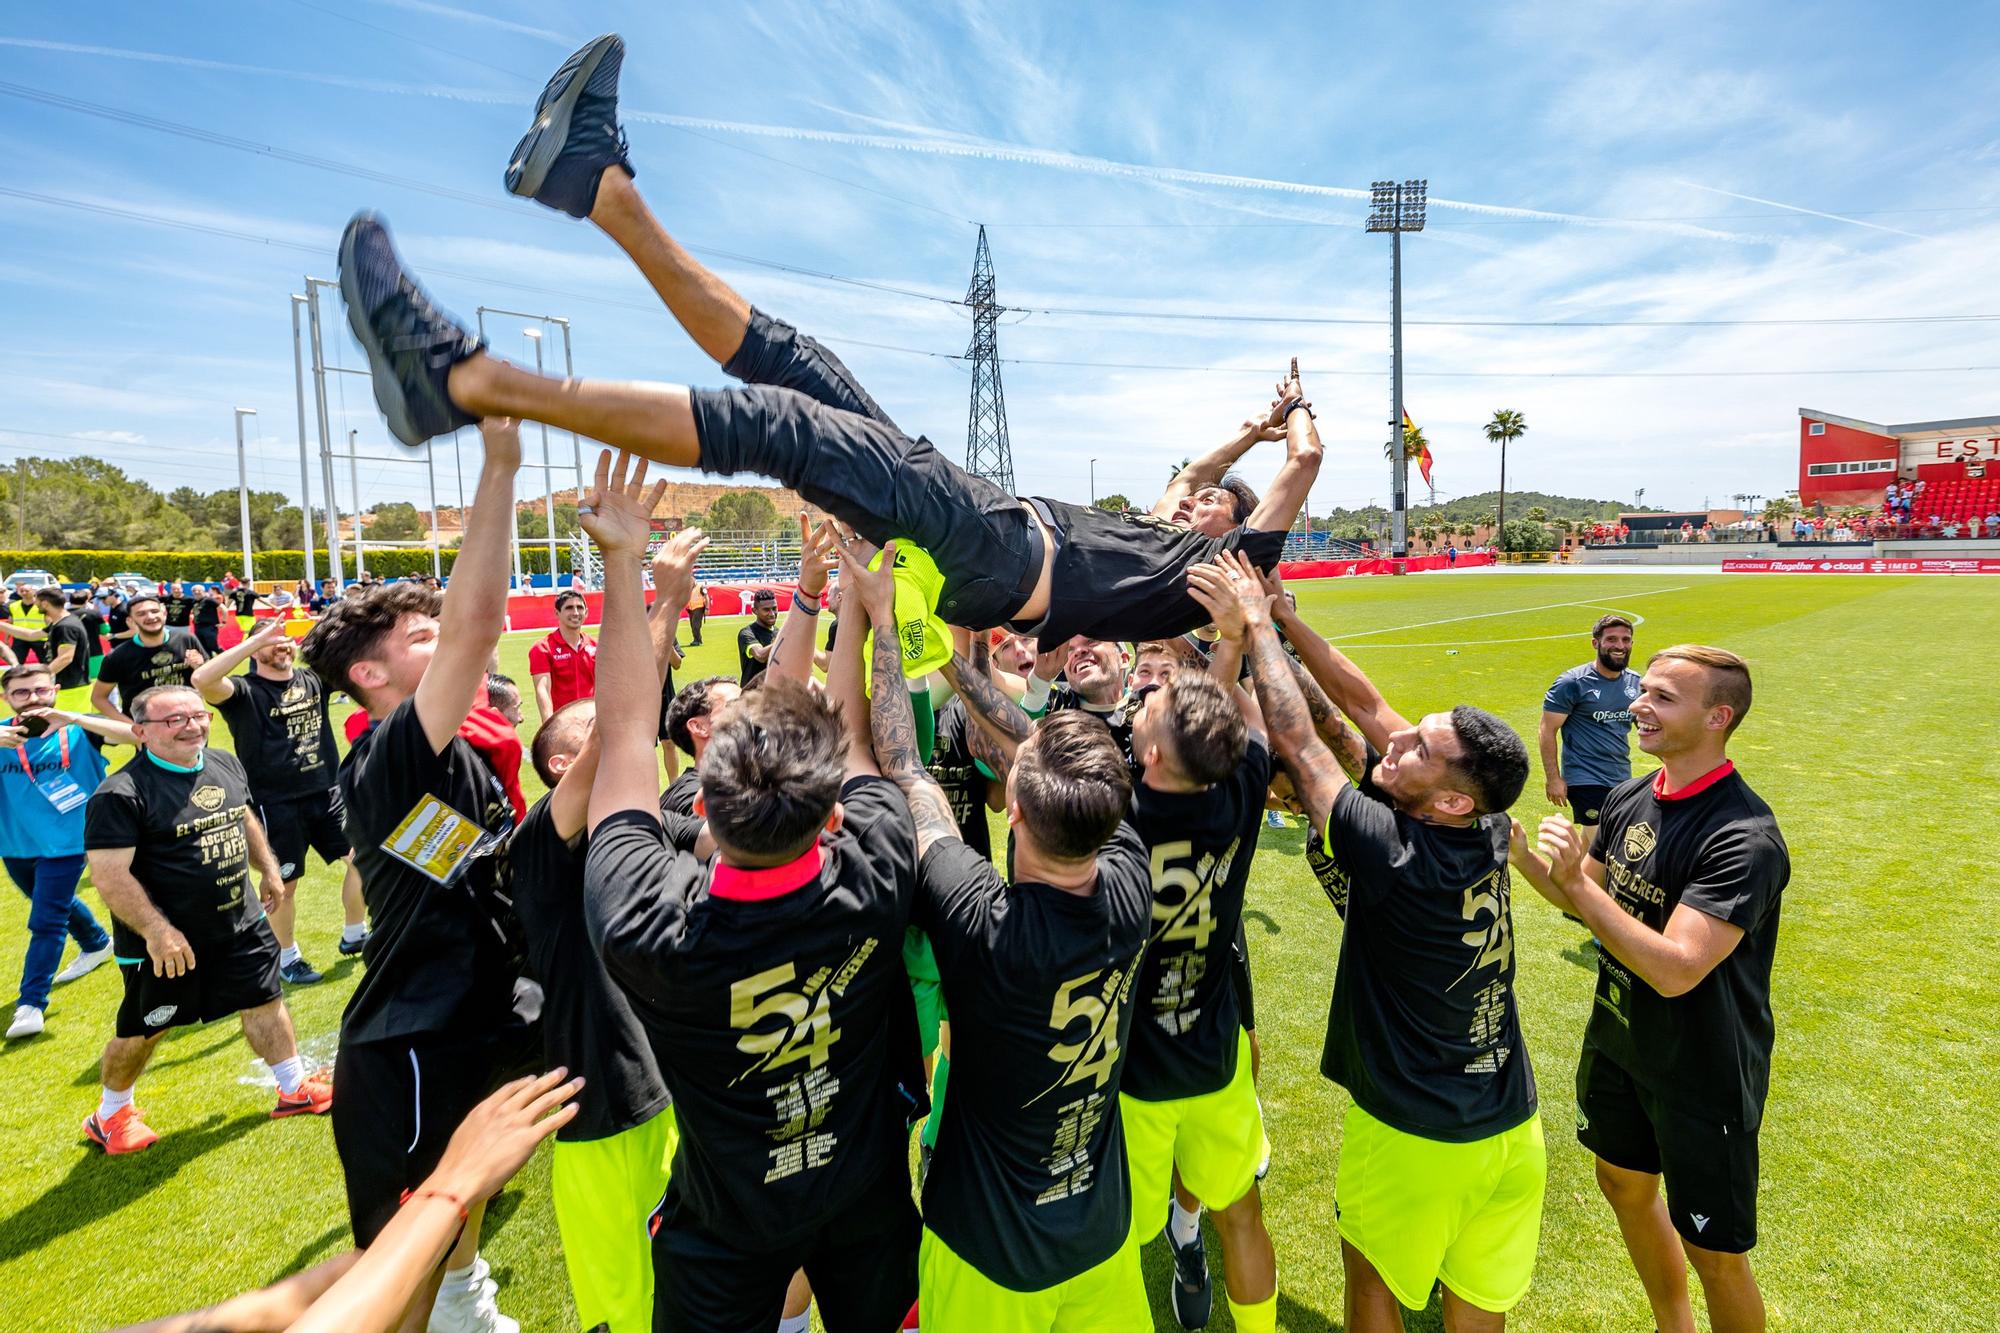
[841,539,963,856]
[1281,650,1369,785]
[940,638,1031,788]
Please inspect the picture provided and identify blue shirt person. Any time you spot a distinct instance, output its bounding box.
[1538,615,1642,828]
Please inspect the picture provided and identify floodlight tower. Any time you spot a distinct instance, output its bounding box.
[1367,179,1427,561]
[964,225,1015,494]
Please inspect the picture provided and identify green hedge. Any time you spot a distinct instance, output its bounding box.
[0,547,572,582]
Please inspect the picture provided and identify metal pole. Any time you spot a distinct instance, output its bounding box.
[1390,215,1408,560]
[426,445,443,578]
[305,283,345,586]
[349,429,365,577]
[234,408,257,583]
[474,309,523,591]
[559,319,583,528]
[532,333,557,587]
[1090,458,1097,504]
[290,295,317,587]
[14,458,24,546]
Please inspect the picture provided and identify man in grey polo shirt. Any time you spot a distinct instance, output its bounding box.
[1539,614,1641,832]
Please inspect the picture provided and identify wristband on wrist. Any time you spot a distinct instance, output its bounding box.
[1282,396,1313,422]
[792,591,822,615]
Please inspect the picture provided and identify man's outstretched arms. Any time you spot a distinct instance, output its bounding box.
[1246,359,1325,535]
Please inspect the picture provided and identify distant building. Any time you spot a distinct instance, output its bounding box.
[1798,408,2000,507]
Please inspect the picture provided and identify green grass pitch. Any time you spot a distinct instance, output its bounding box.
[0,571,1992,1330]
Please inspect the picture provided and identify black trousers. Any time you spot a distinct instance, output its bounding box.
[690,309,1041,630]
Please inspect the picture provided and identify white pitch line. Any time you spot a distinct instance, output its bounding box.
[1325,587,1691,642]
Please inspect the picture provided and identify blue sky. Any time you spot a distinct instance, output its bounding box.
[4,0,1999,522]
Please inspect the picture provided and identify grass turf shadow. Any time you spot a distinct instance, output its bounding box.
[0,1111,265,1262]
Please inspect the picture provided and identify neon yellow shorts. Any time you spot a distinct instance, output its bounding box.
[918,1224,1147,1332]
[55,684,95,714]
[550,1106,678,1333]
[1122,1029,1264,1234]
[860,541,952,685]
[1335,1102,1545,1314]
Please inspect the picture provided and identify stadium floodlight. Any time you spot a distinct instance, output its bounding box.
[1366,177,1428,560]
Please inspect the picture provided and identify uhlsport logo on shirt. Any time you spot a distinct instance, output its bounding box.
[191,784,228,814]
[1623,821,1657,862]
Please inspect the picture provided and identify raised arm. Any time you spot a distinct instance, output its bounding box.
[840,537,961,856]
[767,515,835,685]
[648,535,696,686]
[1270,589,1410,753]
[1245,359,1325,534]
[1189,553,1350,837]
[190,616,287,704]
[823,538,877,780]
[939,639,1032,787]
[577,452,676,833]
[22,709,138,749]
[414,417,522,753]
[1152,388,1287,519]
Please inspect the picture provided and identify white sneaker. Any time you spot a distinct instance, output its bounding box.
[6,1006,45,1040]
[53,946,113,985]
[427,1255,518,1333]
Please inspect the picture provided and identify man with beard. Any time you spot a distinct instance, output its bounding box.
[93,595,206,725]
[336,33,1322,651]
[736,589,778,686]
[1540,615,1642,835]
[1024,637,1136,765]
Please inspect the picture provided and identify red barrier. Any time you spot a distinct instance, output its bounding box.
[1277,552,1493,579]
[1722,557,2000,575]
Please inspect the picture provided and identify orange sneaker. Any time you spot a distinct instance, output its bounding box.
[273,1072,334,1118]
[83,1104,160,1154]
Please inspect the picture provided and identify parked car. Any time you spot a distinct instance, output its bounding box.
[4,569,59,594]
[107,572,160,596]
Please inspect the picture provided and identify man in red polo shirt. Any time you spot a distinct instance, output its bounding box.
[529,589,597,724]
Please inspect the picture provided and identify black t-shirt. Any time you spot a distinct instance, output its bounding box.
[339,697,533,1045]
[928,699,993,861]
[584,777,923,1246]
[737,620,776,684]
[233,588,260,616]
[1029,499,1289,649]
[104,605,129,640]
[1317,780,1537,1142]
[1586,768,1790,1127]
[511,796,672,1142]
[213,669,340,801]
[1304,743,1395,918]
[915,822,1152,1292]
[1037,688,1138,770]
[85,750,259,957]
[192,595,221,629]
[1125,740,1274,1100]
[658,766,701,820]
[44,615,93,689]
[99,631,205,708]
[161,593,195,628]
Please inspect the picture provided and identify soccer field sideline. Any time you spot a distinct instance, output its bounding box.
[1,571,1992,1329]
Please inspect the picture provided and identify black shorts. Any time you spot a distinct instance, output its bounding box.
[1567,785,1615,825]
[650,1170,918,1333]
[114,919,283,1038]
[259,789,351,881]
[1576,1046,1760,1253]
[691,308,1043,630]
[333,1028,539,1245]
[1232,919,1256,1032]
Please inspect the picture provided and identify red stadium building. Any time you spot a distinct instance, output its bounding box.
[1798,408,2000,507]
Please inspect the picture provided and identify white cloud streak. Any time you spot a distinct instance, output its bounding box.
[1674,180,1927,241]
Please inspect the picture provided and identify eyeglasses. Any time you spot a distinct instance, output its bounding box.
[135,710,213,729]
[6,686,58,701]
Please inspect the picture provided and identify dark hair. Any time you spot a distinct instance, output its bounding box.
[1443,705,1530,815]
[665,674,734,756]
[1014,710,1132,860]
[698,677,845,860]
[555,589,586,611]
[1592,614,1634,639]
[34,587,65,612]
[751,588,777,605]
[128,683,202,723]
[530,698,594,788]
[67,590,89,606]
[2,662,53,689]
[299,582,442,704]
[485,672,520,708]
[126,593,161,610]
[1210,475,1260,524]
[1157,671,1247,787]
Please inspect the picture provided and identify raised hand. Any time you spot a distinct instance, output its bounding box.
[834,531,897,618]
[430,1068,584,1203]
[1185,563,1247,641]
[650,526,709,610]
[796,514,838,598]
[1536,814,1587,884]
[577,450,668,557]
[1214,549,1276,626]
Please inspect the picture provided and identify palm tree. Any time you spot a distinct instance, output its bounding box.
[1484,409,1528,550]
[1385,422,1428,462]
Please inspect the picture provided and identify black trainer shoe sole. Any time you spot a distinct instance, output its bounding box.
[339,213,430,449]
[506,33,621,203]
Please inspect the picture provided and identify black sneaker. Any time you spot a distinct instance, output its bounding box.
[1164,1215,1212,1329]
[506,34,633,219]
[337,931,370,957]
[280,956,325,986]
[337,212,484,448]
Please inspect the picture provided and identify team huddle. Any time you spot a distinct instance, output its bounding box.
[0,32,1793,1333]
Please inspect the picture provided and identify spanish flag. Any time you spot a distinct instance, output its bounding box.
[1403,410,1435,488]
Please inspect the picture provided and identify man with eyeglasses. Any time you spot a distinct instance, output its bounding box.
[1,664,130,1041]
[80,683,333,1154]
